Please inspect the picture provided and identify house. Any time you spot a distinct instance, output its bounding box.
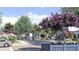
[63,26,79,40]
[52,26,79,40]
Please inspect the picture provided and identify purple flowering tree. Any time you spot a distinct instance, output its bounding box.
[39,11,79,40]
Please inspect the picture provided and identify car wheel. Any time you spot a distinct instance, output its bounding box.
[4,43,9,47]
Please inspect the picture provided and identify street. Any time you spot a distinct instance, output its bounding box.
[0,40,49,51]
[0,47,13,51]
[12,45,41,51]
[0,40,50,51]
[12,40,41,51]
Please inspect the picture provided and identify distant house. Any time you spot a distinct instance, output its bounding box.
[52,26,79,40]
[64,26,79,40]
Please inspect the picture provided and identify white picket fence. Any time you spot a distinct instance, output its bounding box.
[50,44,79,51]
[41,44,79,51]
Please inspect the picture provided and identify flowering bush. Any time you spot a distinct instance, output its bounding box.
[0,33,17,43]
[0,34,9,40]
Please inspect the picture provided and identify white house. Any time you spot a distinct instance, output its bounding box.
[68,26,79,39]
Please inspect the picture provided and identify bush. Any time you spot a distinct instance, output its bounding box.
[40,34,45,38]
[7,33,17,43]
[0,33,17,43]
[0,34,9,40]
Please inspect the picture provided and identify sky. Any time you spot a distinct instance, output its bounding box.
[0,7,61,25]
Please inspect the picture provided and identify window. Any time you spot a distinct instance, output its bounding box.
[0,40,5,42]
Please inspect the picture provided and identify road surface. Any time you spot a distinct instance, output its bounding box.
[0,47,13,51]
[12,45,41,51]
[0,40,46,51]
[12,40,41,51]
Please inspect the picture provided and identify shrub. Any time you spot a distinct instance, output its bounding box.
[40,34,45,38]
[7,33,17,43]
[0,33,17,43]
[0,34,9,40]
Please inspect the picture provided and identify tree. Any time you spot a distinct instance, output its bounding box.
[31,24,40,33]
[39,11,79,30]
[39,11,79,40]
[0,12,2,31]
[0,12,2,24]
[4,23,13,30]
[4,23,15,33]
[61,7,79,15]
[15,16,32,34]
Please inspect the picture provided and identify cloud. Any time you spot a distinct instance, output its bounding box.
[1,12,48,25]
[2,16,19,25]
[27,12,48,24]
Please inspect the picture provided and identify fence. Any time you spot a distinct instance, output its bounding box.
[41,43,79,51]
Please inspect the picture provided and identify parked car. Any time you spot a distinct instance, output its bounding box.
[0,39,12,47]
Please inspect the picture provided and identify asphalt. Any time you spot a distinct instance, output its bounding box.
[12,40,41,51]
[12,45,41,51]
[0,40,48,51]
[0,47,13,51]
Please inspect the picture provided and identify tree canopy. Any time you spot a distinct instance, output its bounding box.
[39,11,79,33]
[3,23,16,34]
[15,16,32,34]
[61,7,79,15]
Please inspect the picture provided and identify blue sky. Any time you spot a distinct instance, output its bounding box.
[0,7,61,25]
[0,7,61,17]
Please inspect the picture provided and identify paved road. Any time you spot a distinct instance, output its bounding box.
[0,47,13,51]
[22,39,50,45]
[31,40,50,45]
[12,40,41,51]
[0,40,48,51]
[12,45,41,51]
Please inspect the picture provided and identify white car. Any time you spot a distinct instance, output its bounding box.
[0,39,12,47]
